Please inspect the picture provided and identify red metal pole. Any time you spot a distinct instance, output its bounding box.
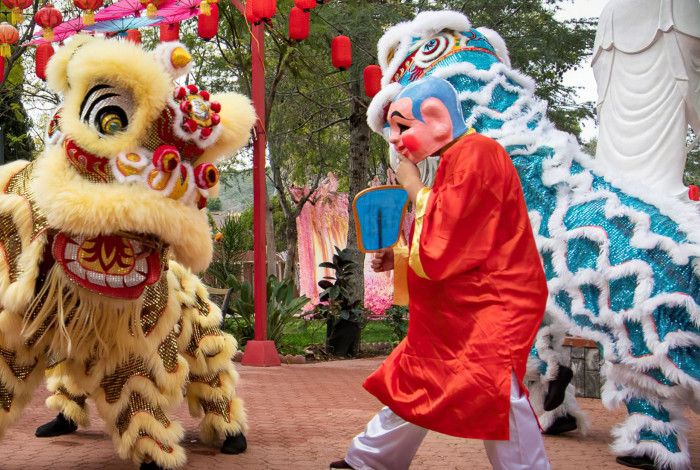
[239,6,280,366]
[251,21,267,342]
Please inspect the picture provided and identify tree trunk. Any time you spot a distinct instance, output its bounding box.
[283,212,299,292]
[346,68,371,307]
[266,199,277,278]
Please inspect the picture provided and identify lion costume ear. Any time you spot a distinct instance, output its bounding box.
[476,27,511,68]
[196,92,257,165]
[46,35,95,94]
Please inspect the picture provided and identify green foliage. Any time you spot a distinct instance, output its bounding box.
[223,275,309,348]
[204,212,253,287]
[315,247,366,324]
[383,305,408,343]
[0,62,35,162]
[206,197,223,211]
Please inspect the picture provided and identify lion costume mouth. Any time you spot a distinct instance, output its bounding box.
[52,232,162,299]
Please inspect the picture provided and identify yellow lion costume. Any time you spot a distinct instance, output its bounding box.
[0,36,255,469]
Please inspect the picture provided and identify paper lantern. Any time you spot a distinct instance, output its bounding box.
[35,4,63,42]
[245,0,261,24]
[252,0,276,21]
[689,185,699,201]
[126,29,141,44]
[197,2,218,41]
[1,0,32,25]
[293,0,315,11]
[363,64,382,98]
[35,42,54,81]
[0,22,19,58]
[74,0,103,26]
[331,35,351,71]
[160,22,180,42]
[288,7,309,41]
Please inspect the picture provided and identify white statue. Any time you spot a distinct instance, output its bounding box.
[592,0,700,199]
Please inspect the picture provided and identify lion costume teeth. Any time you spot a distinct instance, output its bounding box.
[0,36,255,469]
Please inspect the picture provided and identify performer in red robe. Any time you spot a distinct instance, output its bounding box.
[331,77,551,470]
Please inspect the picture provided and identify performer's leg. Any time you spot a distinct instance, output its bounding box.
[343,406,428,470]
[174,263,246,453]
[483,373,551,470]
[0,311,46,438]
[94,353,187,469]
[612,395,690,470]
[36,360,93,437]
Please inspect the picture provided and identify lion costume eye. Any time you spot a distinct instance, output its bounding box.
[413,33,454,68]
[80,84,133,136]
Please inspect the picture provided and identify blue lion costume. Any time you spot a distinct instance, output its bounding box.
[367,11,700,470]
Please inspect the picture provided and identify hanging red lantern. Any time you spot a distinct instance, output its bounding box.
[197,2,218,41]
[0,22,19,58]
[160,22,180,42]
[1,0,32,25]
[35,42,54,81]
[288,7,309,41]
[293,0,315,11]
[35,4,62,42]
[689,185,699,201]
[331,35,351,71]
[363,64,382,98]
[126,29,141,43]
[74,0,104,26]
[252,0,276,22]
[245,0,261,24]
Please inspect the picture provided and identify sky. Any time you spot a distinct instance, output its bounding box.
[554,0,610,141]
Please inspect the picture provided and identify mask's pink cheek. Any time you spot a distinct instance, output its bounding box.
[401,134,420,153]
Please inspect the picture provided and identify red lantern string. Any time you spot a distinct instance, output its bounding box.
[198,2,218,41]
[252,0,276,22]
[331,35,352,71]
[363,64,382,98]
[288,6,309,41]
[35,42,54,81]
[0,22,19,58]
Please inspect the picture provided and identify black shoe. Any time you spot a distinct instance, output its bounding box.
[330,460,354,469]
[221,432,247,454]
[543,365,573,411]
[543,414,578,435]
[615,455,663,470]
[35,413,78,438]
[139,462,165,470]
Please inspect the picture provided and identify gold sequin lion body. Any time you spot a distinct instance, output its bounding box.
[0,36,255,469]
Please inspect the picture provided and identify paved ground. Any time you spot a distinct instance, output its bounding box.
[0,357,698,469]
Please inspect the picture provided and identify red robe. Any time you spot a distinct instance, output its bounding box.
[363,132,547,440]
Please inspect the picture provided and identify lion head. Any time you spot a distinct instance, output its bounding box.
[32,36,255,300]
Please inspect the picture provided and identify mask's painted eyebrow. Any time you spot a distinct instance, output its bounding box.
[390,110,410,120]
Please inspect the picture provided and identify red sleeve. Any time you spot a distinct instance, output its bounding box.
[411,138,506,281]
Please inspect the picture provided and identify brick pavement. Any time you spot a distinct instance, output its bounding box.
[0,357,697,470]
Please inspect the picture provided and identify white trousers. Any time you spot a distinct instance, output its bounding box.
[345,373,551,470]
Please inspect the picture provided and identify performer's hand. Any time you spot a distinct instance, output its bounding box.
[371,248,394,272]
[396,155,421,186]
[396,155,425,205]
